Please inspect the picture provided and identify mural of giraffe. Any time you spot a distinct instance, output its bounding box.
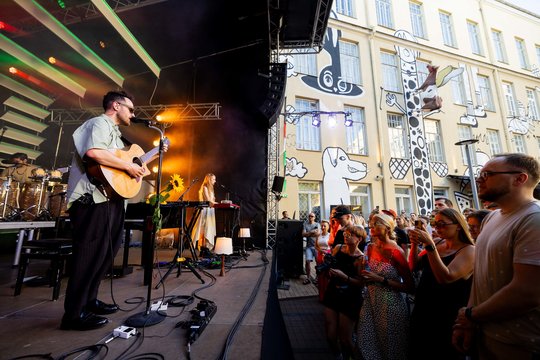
[387,30,433,215]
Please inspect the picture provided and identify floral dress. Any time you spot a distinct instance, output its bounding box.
[358,244,409,360]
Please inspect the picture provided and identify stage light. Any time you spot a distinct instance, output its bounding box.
[3,126,45,146]
[344,114,353,127]
[0,74,54,106]
[152,166,158,174]
[91,0,161,78]
[48,57,56,64]
[1,110,48,132]
[14,0,124,87]
[56,0,66,9]
[311,114,321,127]
[99,41,106,49]
[9,67,17,74]
[328,114,337,128]
[155,115,163,121]
[0,33,86,97]
[0,142,42,160]
[153,139,160,147]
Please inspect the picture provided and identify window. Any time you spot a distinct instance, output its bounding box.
[335,0,354,17]
[295,98,321,151]
[298,182,322,221]
[513,134,527,153]
[387,114,410,159]
[467,21,483,55]
[376,0,394,28]
[425,120,445,162]
[502,82,517,116]
[486,129,502,156]
[536,45,540,65]
[345,106,368,155]
[294,51,317,76]
[527,88,540,120]
[492,29,507,63]
[416,60,430,85]
[349,184,371,218]
[458,125,477,165]
[477,75,495,111]
[515,38,529,69]
[409,2,426,39]
[381,52,401,92]
[451,70,467,105]
[395,187,413,214]
[339,41,362,85]
[439,11,456,47]
[433,188,448,198]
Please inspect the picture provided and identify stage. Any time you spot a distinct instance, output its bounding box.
[0,240,331,359]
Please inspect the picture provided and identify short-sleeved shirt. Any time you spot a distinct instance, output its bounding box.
[303,222,321,248]
[66,114,125,208]
[1,164,36,183]
[471,201,540,350]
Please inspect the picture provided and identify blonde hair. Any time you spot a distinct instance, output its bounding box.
[372,213,397,240]
[199,173,215,201]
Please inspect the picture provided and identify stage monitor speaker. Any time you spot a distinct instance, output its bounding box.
[271,176,285,193]
[276,220,303,278]
[259,63,287,127]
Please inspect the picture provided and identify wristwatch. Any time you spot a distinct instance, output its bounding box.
[425,244,436,252]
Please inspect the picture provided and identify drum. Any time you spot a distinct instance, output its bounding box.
[20,182,47,220]
[48,170,63,185]
[0,178,20,216]
[48,184,68,217]
[31,167,47,179]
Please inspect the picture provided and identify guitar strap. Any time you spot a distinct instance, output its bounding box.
[121,136,132,146]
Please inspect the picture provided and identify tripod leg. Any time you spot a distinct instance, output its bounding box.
[185,261,205,284]
[154,249,182,289]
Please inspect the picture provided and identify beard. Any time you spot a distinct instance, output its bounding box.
[478,186,509,202]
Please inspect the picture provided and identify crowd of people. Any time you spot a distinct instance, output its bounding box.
[299,153,540,360]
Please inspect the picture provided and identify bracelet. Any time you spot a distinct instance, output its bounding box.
[465,306,474,321]
[381,277,389,286]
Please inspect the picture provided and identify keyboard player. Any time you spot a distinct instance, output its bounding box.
[191,173,217,256]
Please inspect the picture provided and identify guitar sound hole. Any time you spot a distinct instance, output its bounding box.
[133,158,143,167]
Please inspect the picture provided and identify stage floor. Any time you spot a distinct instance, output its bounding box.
[0,241,331,359]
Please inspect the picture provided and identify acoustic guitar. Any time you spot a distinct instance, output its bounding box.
[86,138,170,199]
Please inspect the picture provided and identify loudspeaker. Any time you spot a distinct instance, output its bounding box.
[276,220,303,278]
[271,176,285,193]
[259,63,287,126]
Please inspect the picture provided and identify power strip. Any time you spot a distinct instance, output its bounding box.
[151,300,168,312]
[187,300,217,344]
[113,325,137,339]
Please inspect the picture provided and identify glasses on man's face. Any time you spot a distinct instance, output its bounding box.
[433,221,457,228]
[117,102,135,114]
[476,170,522,181]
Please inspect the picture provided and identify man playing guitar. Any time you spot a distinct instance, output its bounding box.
[61,91,167,331]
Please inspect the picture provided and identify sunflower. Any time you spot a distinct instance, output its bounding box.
[170,174,185,193]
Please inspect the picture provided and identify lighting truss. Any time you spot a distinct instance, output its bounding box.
[14,0,125,86]
[3,126,45,146]
[49,103,221,125]
[0,110,48,132]
[0,142,42,160]
[0,74,54,107]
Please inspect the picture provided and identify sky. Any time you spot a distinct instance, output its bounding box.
[506,0,540,15]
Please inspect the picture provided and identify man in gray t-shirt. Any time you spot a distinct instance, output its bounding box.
[453,153,540,359]
[302,212,321,284]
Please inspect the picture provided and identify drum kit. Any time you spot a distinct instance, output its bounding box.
[0,167,69,221]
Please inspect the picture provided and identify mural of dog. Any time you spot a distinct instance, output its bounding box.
[322,147,367,217]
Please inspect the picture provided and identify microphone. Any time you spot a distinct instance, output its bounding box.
[130,117,156,125]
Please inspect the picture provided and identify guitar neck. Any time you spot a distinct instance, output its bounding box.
[139,138,169,164]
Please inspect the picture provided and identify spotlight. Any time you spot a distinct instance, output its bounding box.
[153,139,160,147]
[48,57,56,65]
[344,114,353,127]
[311,114,321,127]
[152,166,158,174]
[155,115,163,121]
[328,114,336,128]
[9,67,17,74]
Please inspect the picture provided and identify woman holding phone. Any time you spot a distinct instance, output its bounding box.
[407,208,475,360]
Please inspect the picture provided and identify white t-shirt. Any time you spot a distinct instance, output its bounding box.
[471,201,540,350]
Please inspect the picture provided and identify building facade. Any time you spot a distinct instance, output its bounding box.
[276,0,540,221]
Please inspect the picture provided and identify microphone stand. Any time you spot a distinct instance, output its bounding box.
[125,124,166,328]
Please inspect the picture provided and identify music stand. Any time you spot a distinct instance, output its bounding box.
[125,125,166,328]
